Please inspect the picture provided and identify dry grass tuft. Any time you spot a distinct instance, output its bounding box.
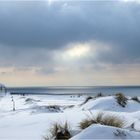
[80,93,104,106]
[115,93,128,107]
[102,116,124,128]
[95,93,104,98]
[80,96,93,106]
[79,118,96,129]
[131,96,140,103]
[44,122,71,140]
[79,112,124,130]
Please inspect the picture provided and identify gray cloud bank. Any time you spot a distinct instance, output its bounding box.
[0,1,140,72]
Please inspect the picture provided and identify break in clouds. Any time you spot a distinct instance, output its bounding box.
[0,0,140,86]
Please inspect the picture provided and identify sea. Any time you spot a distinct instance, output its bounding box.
[7,86,140,97]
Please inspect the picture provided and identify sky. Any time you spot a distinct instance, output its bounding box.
[0,0,140,86]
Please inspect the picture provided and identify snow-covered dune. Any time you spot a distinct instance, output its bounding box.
[0,94,140,139]
[81,96,140,112]
[71,124,140,140]
[0,94,85,140]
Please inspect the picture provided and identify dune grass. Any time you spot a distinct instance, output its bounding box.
[44,122,71,140]
[80,96,93,106]
[131,96,140,103]
[80,93,105,106]
[115,93,128,107]
[95,92,104,98]
[79,112,124,130]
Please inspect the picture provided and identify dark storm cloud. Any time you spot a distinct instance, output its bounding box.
[0,0,140,67]
[0,1,89,48]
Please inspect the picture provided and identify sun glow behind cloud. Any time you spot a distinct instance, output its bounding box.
[48,0,53,6]
[62,43,90,60]
[59,41,112,63]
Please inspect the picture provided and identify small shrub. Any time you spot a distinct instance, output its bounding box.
[80,96,93,106]
[79,112,124,129]
[131,96,140,103]
[95,93,104,98]
[115,93,128,107]
[44,122,71,140]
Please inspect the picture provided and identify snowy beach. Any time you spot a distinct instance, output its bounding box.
[1,93,140,139]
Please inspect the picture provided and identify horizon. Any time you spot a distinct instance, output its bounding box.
[6,85,140,88]
[0,0,140,86]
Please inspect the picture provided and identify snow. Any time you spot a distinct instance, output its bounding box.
[70,124,140,140]
[0,93,140,139]
[0,94,85,140]
[81,96,140,112]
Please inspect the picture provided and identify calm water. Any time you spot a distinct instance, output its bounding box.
[7,86,140,96]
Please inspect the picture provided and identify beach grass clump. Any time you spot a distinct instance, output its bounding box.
[44,122,71,140]
[47,105,61,112]
[80,93,105,106]
[79,117,96,129]
[79,112,124,130]
[79,113,103,129]
[80,96,93,106]
[95,92,104,98]
[102,116,124,128]
[115,93,128,107]
[131,96,140,103]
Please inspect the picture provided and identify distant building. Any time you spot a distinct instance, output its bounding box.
[0,83,7,94]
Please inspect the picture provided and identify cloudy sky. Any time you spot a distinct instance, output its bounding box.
[0,0,140,86]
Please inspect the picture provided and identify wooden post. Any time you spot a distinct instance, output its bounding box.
[11,96,15,111]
